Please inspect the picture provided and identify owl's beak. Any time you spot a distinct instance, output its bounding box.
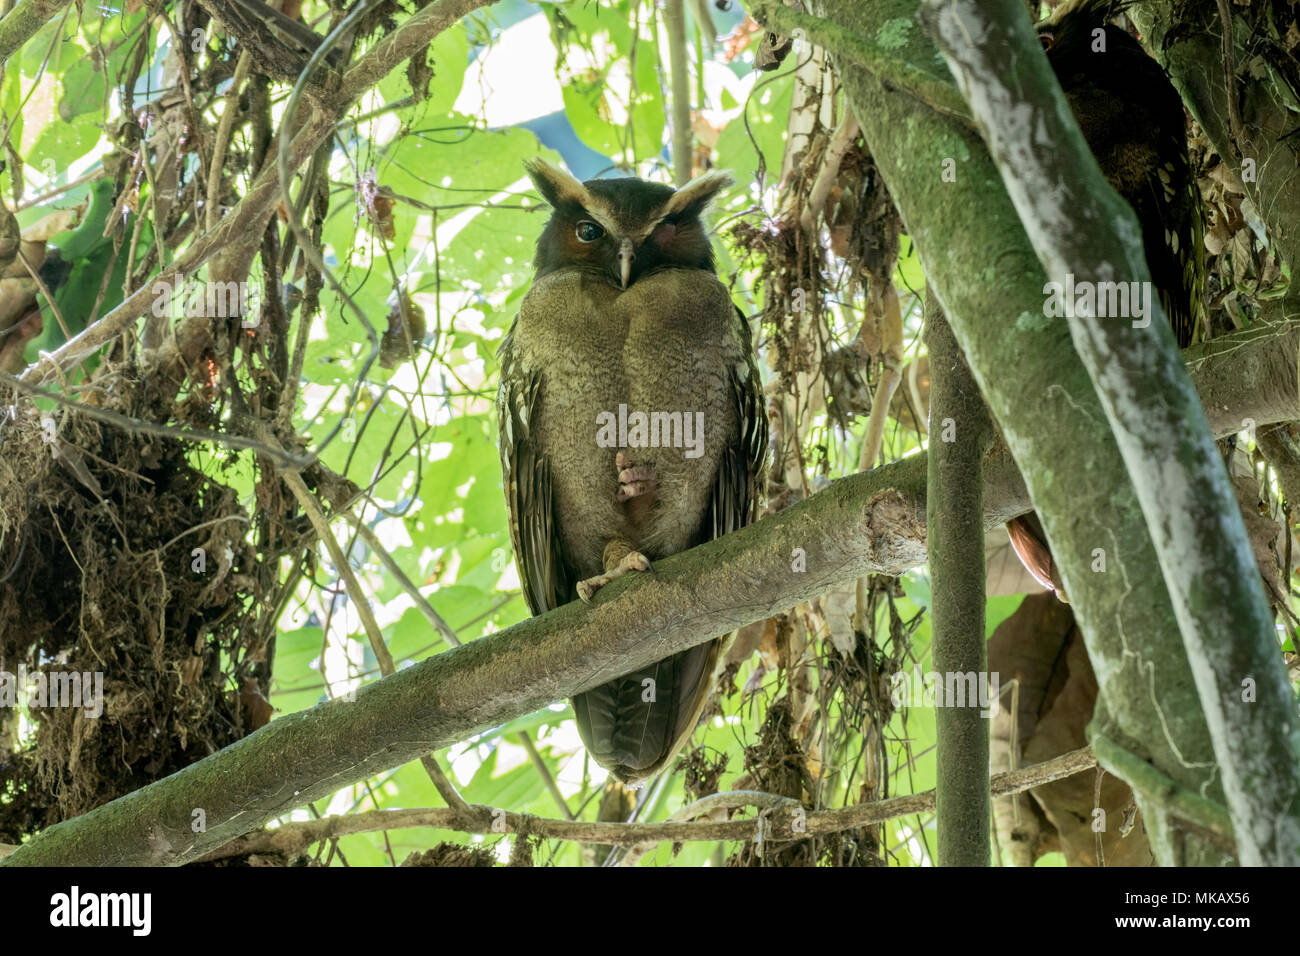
[617,238,635,289]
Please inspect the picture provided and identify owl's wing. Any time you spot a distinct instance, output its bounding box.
[703,306,768,540]
[497,331,573,616]
[1133,141,1206,349]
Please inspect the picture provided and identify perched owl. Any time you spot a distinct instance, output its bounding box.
[497,158,767,784]
[1007,0,1207,600]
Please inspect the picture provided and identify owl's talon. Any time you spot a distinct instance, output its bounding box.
[622,551,651,573]
[576,551,652,603]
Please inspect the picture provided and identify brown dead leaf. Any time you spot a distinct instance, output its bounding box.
[988,594,1152,866]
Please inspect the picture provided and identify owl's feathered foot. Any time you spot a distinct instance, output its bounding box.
[577,544,651,603]
[615,450,656,502]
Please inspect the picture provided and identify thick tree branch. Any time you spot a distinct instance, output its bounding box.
[0,454,920,865]
[923,0,1300,867]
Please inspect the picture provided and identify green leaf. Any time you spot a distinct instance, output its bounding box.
[461,747,545,809]
[985,595,1022,636]
[483,705,572,739]
[388,606,449,663]
[48,178,116,260]
[59,54,106,121]
[22,29,83,78]
[29,114,103,178]
[378,20,468,117]
[716,74,793,190]
[269,626,326,715]
[901,570,930,610]
[895,239,926,295]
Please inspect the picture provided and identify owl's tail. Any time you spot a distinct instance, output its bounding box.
[572,637,724,785]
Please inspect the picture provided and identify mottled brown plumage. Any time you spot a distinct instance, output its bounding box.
[1007,0,1207,601]
[1038,0,1205,349]
[497,158,767,784]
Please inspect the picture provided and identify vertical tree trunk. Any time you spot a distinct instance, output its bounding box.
[926,291,993,865]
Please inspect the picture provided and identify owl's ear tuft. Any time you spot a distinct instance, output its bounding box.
[661,169,734,220]
[524,157,591,210]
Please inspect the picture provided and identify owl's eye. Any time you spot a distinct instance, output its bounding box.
[1038,32,1055,52]
[575,221,604,243]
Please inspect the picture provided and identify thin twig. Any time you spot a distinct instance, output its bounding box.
[349,513,460,647]
[1214,0,1246,158]
[800,113,859,234]
[198,747,1100,859]
[277,451,470,818]
[206,51,253,230]
[616,789,799,866]
[17,247,71,339]
[1091,732,1234,846]
[858,283,904,472]
[517,733,574,820]
[12,169,101,212]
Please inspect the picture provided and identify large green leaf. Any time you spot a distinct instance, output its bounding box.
[377,19,469,118]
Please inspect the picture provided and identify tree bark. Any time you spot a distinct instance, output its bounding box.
[1131,0,1300,283]
[926,291,993,866]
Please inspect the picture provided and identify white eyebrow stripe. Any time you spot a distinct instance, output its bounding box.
[575,204,620,235]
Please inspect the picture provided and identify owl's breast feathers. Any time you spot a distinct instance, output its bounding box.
[501,268,763,581]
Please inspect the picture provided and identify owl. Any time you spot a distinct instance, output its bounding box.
[497,158,767,785]
[1007,0,1207,600]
